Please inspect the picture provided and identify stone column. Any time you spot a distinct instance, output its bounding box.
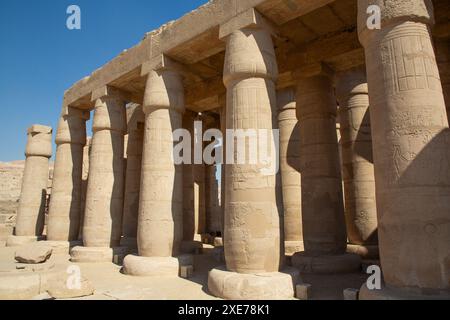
[7,125,52,247]
[45,107,89,252]
[208,10,298,300]
[180,111,202,254]
[78,136,91,241]
[335,67,378,260]
[277,88,303,256]
[70,88,127,263]
[434,37,450,121]
[358,0,450,299]
[205,164,221,236]
[121,106,144,249]
[203,113,222,241]
[291,65,361,273]
[193,122,206,243]
[123,59,192,276]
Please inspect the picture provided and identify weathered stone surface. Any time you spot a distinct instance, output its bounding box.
[15,245,53,264]
[123,255,180,277]
[47,107,88,242]
[358,0,450,295]
[76,90,127,262]
[0,272,42,300]
[12,125,52,241]
[46,274,94,299]
[121,105,144,248]
[336,67,378,249]
[277,88,303,256]
[208,267,299,300]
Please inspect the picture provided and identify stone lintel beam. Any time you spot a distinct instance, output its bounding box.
[292,62,334,80]
[141,54,202,83]
[219,8,278,40]
[91,85,131,103]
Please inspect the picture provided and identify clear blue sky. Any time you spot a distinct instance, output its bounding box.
[0,0,207,161]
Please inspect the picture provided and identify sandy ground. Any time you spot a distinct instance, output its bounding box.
[0,244,369,300]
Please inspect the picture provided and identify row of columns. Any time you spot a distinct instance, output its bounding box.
[8,0,449,300]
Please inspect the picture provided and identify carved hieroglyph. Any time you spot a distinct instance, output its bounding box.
[358,0,450,296]
[336,67,378,250]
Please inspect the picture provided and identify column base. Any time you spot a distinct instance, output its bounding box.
[284,241,304,256]
[70,246,129,263]
[40,240,82,255]
[6,235,44,247]
[347,244,379,260]
[292,252,361,274]
[359,283,450,300]
[213,237,223,247]
[207,266,299,300]
[122,254,194,277]
[120,237,138,250]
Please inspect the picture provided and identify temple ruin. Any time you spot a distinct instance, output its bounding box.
[1,0,449,300]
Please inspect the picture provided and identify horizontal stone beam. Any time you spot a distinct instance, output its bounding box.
[63,0,336,110]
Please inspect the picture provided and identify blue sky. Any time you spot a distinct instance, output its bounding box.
[0,0,207,161]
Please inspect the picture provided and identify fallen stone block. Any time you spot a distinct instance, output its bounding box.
[46,273,95,299]
[0,272,43,300]
[15,245,53,264]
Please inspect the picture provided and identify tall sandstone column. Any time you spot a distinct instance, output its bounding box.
[277,88,303,256]
[291,65,361,273]
[208,9,298,300]
[335,67,379,260]
[121,105,144,249]
[70,88,127,263]
[434,37,450,121]
[358,0,450,299]
[7,125,52,247]
[78,136,91,241]
[123,59,191,276]
[46,107,89,251]
[180,111,203,254]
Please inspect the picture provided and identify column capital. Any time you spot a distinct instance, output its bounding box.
[91,85,130,103]
[25,124,53,158]
[141,54,187,76]
[142,66,185,115]
[277,87,296,112]
[293,62,334,81]
[219,8,277,40]
[55,110,87,146]
[335,66,368,104]
[357,0,434,46]
[92,92,127,133]
[61,105,91,120]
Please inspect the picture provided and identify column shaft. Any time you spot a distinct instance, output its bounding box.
[292,72,360,273]
[182,111,196,242]
[137,69,184,258]
[8,125,52,246]
[208,18,298,300]
[78,137,91,241]
[336,67,378,250]
[121,106,144,247]
[47,108,87,241]
[223,27,281,274]
[297,75,347,255]
[277,88,303,255]
[82,95,126,248]
[358,0,450,293]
